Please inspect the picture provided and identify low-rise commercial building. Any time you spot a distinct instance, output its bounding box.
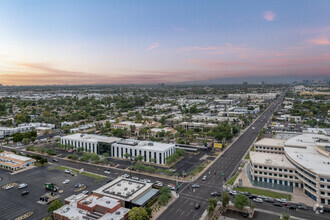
[54,193,129,220]
[0,151,36,171]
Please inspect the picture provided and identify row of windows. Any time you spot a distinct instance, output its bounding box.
[320,191,330,196]
[288,157,316,179]
[304,183,316,193]
[320,177,330,182]
[112,146,167,164]
[320,198,330,205]
[254,171,296,179]
[253,165,293,173]
[255,176,294,186]
[255,146,283,151]
[320,184,330,189]
[296,170,316,186]
[255,150,283,154]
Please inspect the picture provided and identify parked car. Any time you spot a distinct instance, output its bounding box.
[249,194,257,199]
[288,205,297,210]
[167,184,175,190]
[144,179,151,183]
[258,195,267,199]
[243,212,249,218]
[104,170,111,174]
[82,190,89,195]
[70,171,77,176]
[132,177,139,181]
[64,169,71,174]
[63,179,70,184]
[195,203,201,209]
[5,185,13,190]
[123,174,130,178]
[74,183,84,188]
[18,183,28,189]
[229,190,238,196]
[202,176,207,181]
[273,202,283,207]
[21,191,29,196]
[297,203,307,210]
[155,181,163,187]
[265,198,275,203]
[191,184,200,188]
[253,198,263,203]
[211,192,221,197]
[52,158,58,162]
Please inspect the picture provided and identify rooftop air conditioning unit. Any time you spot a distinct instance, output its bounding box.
[115,211,121,215]
[106,201,111,204]
[124,187,128,191]
[148,142,153,146]
[117,183,121,186]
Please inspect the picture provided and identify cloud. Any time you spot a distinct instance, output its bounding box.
[307,35,330,45]
[178,46,218,52]
[174,27,184,32]
[263,11,276,21]
[146,42,159,51]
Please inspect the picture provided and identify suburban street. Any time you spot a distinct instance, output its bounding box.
[157,91,330,220]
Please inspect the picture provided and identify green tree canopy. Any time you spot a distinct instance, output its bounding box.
[48,199,63,213]
[128,207,148,220]
[233,194,248,210]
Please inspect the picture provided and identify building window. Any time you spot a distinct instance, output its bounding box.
[274,168,277,171]
[320,177,324,181]
[279,168,282,171]
[321,191,325,195]
[284,169,287,172]
[321,184,324,188]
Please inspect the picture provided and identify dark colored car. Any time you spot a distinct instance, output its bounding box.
[243,212,249,218]
[288,205,297,210]
[265,198,275,203]
[21,191,29,196]
[211,192,221,197]
[273,202,283,207]
[249,195,257,199]
[195,204,201,209]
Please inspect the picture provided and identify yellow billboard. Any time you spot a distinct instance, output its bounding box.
[214,143,223,148]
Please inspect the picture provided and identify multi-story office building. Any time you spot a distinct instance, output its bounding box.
[249,133,330,205]
[61,134,176,165]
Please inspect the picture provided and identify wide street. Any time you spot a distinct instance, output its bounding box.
[157,91,330,220]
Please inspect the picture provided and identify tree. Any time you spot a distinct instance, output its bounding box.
[124,153,131,159]
[90,154,100,163]
[222,192,230,209]
[136,155,144,161]
[67,153,79,160]
[103,153,109,157]
[233,194,248,210]
[207,198,218,216]
[280,213,290,220]
[48,199,63,213]
[22,138,30,145]
[128,207,148,220]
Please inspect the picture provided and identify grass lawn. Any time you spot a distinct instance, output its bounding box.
[234,187,291,200]
[226,173,239,185]
[244,146,254,160]
[50,166,104,181]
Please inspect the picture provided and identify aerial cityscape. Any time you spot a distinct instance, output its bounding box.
[0,1,329,220]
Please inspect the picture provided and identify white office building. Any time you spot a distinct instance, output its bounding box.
[249,133,330,206]
[61,133,121,154]
[61,134,176,165]
[111,139,176,165]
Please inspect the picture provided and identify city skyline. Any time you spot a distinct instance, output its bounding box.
[0,0,329,85]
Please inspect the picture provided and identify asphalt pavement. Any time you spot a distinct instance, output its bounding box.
[157,91,330,220]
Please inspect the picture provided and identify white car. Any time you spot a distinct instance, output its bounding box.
[82,190,89,195]
[229,190,238,195]
[104,170,111,174]
[63,179,70,184]
[64,169,71,174]
[202,175,207,181]
[253,198,263,203]
[5,185,13,190]
[123,174,130,178]
[132,177,139,181]
[18,183,28,189]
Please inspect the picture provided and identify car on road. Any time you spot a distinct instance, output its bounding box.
[258,195,267,199]
[202,175,207,181]
[252,127,255,129]
[123,174,130,178]
[211,192,221,197]
[104,170,111,174]
[273,202,283,207]
[82,190,89,195]
[18,183,28,189]
[70,171,77,176]
[277,198,288,203]
[167,184,175,190]
[195,204,201,209]
[132,176,139,181]
[74,183,84,188]
[5,185,13,190]
[155,181,163,187]
[21,191,29,196]
[191,184,200,188]
[297,203,307,210]
[63,179,70,184]
[52,158,58,162]
[253,198,263,203]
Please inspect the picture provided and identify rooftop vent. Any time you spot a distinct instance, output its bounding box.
[115,211,121,215]
[106,201,111,204]
[124,187,128,191]
[117,183,121,186]
[148,142,154,146]
[128,182,132,185]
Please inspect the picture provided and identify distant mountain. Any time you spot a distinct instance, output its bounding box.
[172,75,329,85]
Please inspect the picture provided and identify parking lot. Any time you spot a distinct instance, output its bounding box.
[0,165,110,219]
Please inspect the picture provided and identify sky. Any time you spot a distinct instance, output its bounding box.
[0,0,329,85]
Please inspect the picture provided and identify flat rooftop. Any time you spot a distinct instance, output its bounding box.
[254,138,286,148]
[284,134,330,176]
[62,133,121,144]
[250,151,294,168]
[113,139,175,152]
[93,177,153,202]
